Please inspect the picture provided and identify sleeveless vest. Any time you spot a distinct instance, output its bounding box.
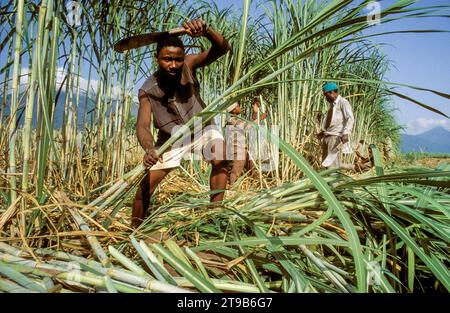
[139,63,208,147]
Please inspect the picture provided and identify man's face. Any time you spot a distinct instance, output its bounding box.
[323,90,338,103]
[156,46,185,77]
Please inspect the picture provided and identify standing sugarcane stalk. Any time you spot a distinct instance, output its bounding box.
[0,38,14,132]
[7,0,25,204]
[21,18,38,194]
[35,0,62,199]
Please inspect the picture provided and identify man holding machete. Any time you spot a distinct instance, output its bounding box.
[132,19,231,228]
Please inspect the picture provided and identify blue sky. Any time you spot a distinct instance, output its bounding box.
[215,0,450,135]
[363,0,450,135]
[1,0,448,135]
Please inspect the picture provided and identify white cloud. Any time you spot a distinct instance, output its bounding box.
[405,117,450,135]
[54,67,133,102]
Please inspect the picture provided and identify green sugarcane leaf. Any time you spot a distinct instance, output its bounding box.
[372,209,450,291]
[150,243,221,293]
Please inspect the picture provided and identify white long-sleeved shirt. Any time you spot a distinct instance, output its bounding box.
[323,95,354,136]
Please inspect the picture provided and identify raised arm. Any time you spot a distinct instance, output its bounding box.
[136,89,162,167]
[183,19,231,69]
[252,111,267,121]
[251,102,267,121]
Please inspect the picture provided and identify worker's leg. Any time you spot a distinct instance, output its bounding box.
[210,160,228,202]
[332,137,342,168]
[206,138,228,202]
[196,126,228,202]
[324,135,342,168]
[132,172,150,228]
[229,159,246,184]
[131,168,172,228]
[229,145,247,184]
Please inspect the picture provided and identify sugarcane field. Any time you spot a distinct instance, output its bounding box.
[1,0,450,296]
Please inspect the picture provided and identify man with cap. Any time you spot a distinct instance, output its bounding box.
[318,82,354,168]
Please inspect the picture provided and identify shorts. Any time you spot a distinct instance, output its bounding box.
[150,127,225,171]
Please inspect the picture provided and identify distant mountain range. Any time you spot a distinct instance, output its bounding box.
[0,91,138,129]
[401,127,450,153]
[2,93,449,153]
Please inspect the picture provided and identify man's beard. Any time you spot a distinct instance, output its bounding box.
[160,68,182,81]
[157,69,182,94]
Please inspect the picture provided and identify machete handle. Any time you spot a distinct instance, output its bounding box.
[168,27,188,36]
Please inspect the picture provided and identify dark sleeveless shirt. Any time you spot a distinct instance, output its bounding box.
[138,63,208,147]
